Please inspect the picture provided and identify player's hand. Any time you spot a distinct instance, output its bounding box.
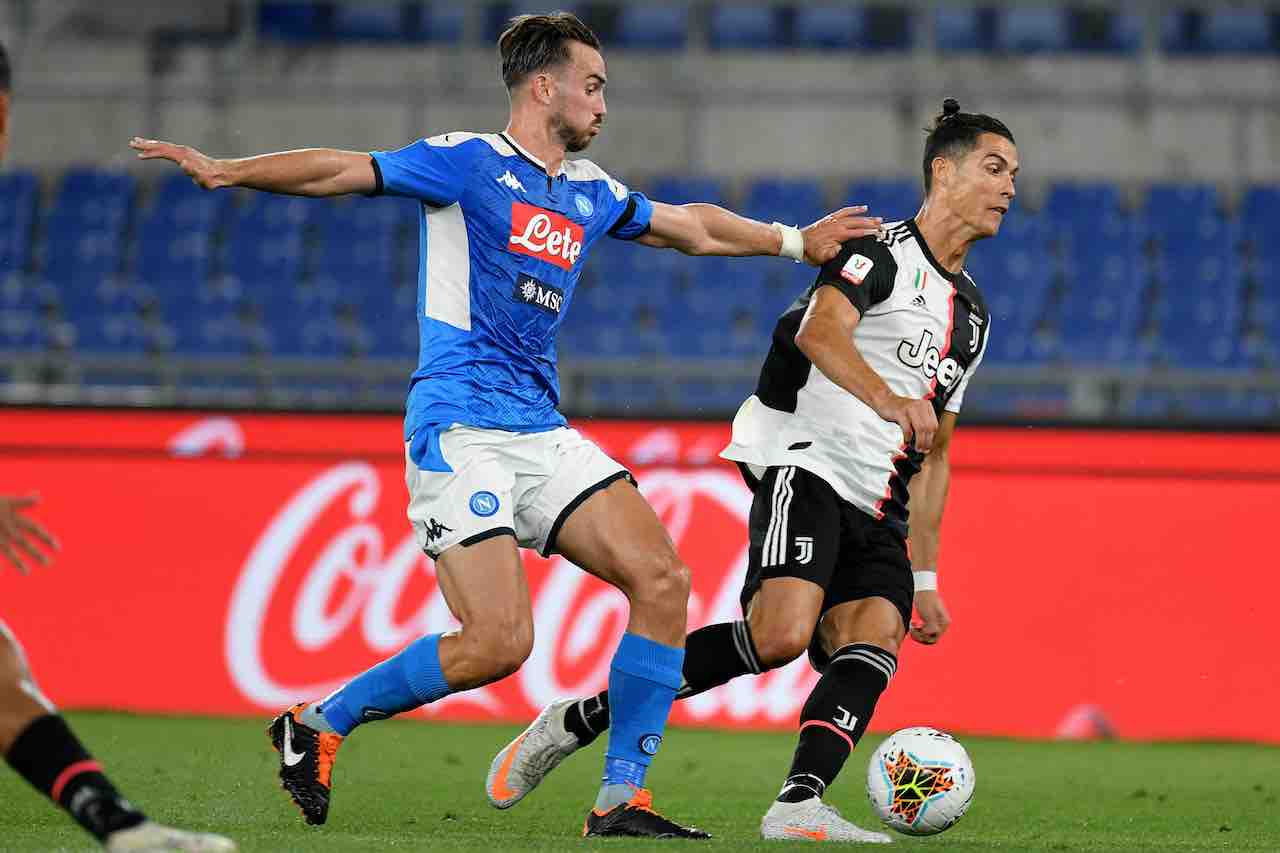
[800,205,884,266]
[129,137,226,190]
[0,494,59,575]
[872,392,938,453]
[909,590,951,645]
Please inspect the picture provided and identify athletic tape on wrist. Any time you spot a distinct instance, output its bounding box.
[912,570,938,592]
[771,222,804,262]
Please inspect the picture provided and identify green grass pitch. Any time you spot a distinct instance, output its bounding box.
[0,712,1276,851]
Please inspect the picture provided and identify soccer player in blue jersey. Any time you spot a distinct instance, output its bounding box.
[131,12,882,838]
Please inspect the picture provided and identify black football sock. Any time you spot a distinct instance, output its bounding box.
[563,620,765,746]
[4,714,146,841]
[777,643,897,803]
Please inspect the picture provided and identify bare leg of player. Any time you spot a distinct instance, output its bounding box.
[1,623,235,851]
[271,535,535,825]
[488,479,709,838]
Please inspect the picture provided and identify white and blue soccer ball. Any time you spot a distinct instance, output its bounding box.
[866,726,975,836]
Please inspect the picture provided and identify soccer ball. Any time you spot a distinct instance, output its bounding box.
[866,726,975,836]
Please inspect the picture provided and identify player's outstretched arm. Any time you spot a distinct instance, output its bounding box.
[129,137,376,197]
[0,494,59,575]
[636,202,882,265]
[794,285,938,452]
[906,413,957,645]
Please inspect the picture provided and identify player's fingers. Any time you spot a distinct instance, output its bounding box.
[11,534,48,568]
[827,205,869,221]
[17,517,59,551]
[4,494,39,509]
[0,541,29,575]
[896,417,912,446]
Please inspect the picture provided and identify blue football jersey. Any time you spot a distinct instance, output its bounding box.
[369,132,653,469]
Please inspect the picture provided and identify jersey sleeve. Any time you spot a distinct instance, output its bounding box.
[944,319,989,414]
[369,134,477,206]
[814,238,896,315]
[601,173,654,241]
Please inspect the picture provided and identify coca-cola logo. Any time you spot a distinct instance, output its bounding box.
[509,202,583,270]
[223,435,818,724]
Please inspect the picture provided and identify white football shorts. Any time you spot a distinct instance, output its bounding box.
[405,425,632,559]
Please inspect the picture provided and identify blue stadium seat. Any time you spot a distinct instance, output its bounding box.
[1068,8,1142,52]
[0,310,46,351]
[0,171,38,278]
[1045,181,1124,218]
[793,4,865,50]
[332,2,405,42]
[414,3,464,43]
[935,7,985,51]
[1202,7,1274,53]
[710,5,780,49]
[743,179,826,230]
[647,175,730,207]
[1242,185,1280,247]
[997,6,1068,53]
[258,2,329,41]
[615,5,689,50]
[843,180,919,223]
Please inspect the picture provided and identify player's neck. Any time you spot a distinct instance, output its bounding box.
[912,202,975,274]
[503,115,567,177]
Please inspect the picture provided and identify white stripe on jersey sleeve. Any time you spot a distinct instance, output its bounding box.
[424,202,471,330]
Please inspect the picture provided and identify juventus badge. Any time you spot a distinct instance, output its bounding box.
[794,536,814,565]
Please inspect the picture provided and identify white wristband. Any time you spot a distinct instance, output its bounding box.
[912,570,938,592]
[772,222,805,263]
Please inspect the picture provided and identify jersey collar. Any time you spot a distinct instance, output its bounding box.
[905,218,963,285]
[499,133,567,178]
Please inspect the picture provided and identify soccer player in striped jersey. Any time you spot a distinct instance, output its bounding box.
[493,99,1016,843]
[130,12,882,839]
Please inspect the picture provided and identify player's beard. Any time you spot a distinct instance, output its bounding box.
[552,112,596,153]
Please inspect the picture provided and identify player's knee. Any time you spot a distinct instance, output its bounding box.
[631,550,691,613]
[475,618,534,679]
[752,623,810,669]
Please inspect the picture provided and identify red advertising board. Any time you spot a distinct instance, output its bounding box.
[2,409,1278,742]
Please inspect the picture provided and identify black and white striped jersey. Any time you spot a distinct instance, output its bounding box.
[720,219,990,535]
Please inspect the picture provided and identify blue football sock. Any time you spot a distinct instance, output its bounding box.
[597,632,683,807]
[318,633,452,736]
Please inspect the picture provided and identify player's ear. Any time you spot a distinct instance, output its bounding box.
[930,156,953,192]
[530,71,555,106]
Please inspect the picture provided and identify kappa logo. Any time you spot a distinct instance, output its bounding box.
[513,274,565,315]
[794,536,814,565]
[496,170,526,194]
[424,517,453,543]
[509,203,584,270]
[840,253,875,285]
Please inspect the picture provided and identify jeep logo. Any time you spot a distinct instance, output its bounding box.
[897,329,964,389]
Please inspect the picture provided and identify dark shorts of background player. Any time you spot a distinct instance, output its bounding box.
[737,463,913,672]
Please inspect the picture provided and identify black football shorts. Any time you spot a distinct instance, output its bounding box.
[737,463,913,671]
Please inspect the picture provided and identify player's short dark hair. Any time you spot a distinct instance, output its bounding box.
[0,40,10,92]
[922,98,1015,194]
[498,12,601,90]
